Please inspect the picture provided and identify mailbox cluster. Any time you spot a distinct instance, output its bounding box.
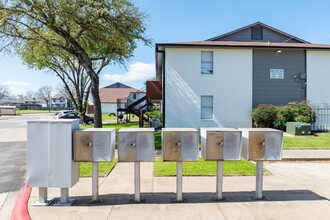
[27,119,283,205]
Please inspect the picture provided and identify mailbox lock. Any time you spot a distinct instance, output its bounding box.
[218,142,224,146]
[131,143,136,147]
[175,142,181,146]
[88,142,93,147]
[260,141,265,146]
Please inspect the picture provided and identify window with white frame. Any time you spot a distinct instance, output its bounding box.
[201,51,213,74]
[201,96,213,119]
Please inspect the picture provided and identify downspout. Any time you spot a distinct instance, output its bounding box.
[156,48,166,127]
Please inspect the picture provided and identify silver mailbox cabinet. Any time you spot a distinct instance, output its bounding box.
[162,128,199,162]
[239,128,283,161]
[201,128,242,161]
[74,128,116,162]
[27,119,79,188]
[117,128,155,162]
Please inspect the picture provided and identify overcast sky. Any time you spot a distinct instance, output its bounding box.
[1,0,330,96]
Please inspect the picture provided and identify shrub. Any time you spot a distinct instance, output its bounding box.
[145,106,163,121]
[253,101,317,131]
[293,101,316,124]
[251,104,277,128]
[273,105,295,130]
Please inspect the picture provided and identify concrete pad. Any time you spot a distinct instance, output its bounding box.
[0,192,8,209]
[282,150,330,160]
[0,191,19,220]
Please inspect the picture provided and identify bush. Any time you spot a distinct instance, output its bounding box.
[251,104,277,128]
[273,105,295,130]
[252,101,317,131]
[145,106,163,121]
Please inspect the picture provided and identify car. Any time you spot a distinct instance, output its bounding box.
[53,110,76,119]
[58,112,94,125]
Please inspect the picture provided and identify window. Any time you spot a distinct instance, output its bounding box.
[133,93,137,99]
[201,96,213,119]
[251,27,263,40]
[201,51,213,74]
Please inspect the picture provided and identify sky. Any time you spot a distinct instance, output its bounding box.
[1,0,330,96]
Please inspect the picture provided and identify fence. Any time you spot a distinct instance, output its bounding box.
[312,105,330,131]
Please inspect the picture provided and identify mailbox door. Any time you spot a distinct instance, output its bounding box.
[206,132,223,160]
[74,131,93,162]
[248,131,265,160]
[181,132,199,161]
[93,132,111,162]
[118,132,137,162]
[136,132,154,161]
[163,131,181,161]
[223,132,241,160]
[265,132,283,160]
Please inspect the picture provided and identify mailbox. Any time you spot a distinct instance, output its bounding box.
[74,128,116,162]
[117,128,155,162]
[239,128,283,161]
[162,128,199,162]
[27,119,79,188]
[201,128,242,161]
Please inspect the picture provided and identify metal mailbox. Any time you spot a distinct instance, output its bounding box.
[162,128,199,162]
[201,128,242,161]
[117,128,155,162]
[239,128,283,161]
[27,119,80,188]
[74,128,116,162]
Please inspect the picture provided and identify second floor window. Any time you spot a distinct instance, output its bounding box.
[201,51,213,75]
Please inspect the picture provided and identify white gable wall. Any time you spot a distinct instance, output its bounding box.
[165,47,253,128]
[306,50,330,105]
[101,103,117,114]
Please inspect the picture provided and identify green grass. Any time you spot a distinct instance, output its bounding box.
[18,109,57,114]
[79,158,118,177]
[283,132,330,149]
[154,157,269,177]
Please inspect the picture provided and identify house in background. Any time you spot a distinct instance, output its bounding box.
[99,82,143,114]
[154,21,330,129]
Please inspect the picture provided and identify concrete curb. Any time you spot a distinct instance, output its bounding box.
[11,181,31,220]
[282,158,330,162]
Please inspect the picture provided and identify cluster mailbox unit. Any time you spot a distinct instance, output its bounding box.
[239,128,283,199]
[117,128,155,202]
[27,118,284,205]
[162,128,199,202]
[201,128,242,200]
[73,128,116,202]
[27,119,79,206]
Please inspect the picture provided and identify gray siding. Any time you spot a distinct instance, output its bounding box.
[216,27,301,43]
[253,49,306,107]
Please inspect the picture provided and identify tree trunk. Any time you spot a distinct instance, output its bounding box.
[80,114,85,124]
[90,76,102,128]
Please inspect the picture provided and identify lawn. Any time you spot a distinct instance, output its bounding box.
[18,109,57,114]
[82,122,148,131]
[283,132,330,149]
[80,159,118,177]
[154,157,269,177]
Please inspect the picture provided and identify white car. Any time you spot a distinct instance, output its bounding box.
[53,110,76,119]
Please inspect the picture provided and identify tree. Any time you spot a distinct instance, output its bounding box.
[25,90,36,100]
[0,84,10,101]
[37,86,53,112]
[0,0,151,128]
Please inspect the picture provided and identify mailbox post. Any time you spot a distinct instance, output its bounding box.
[74,128,116,202]
[162,128,199,202]
[201,128,242,200]
[117,128,155,202]
[27,119,79,206]
[239,128,283,199]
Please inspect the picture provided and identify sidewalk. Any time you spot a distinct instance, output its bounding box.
[282,149,330,161]
[27,161,330,220]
